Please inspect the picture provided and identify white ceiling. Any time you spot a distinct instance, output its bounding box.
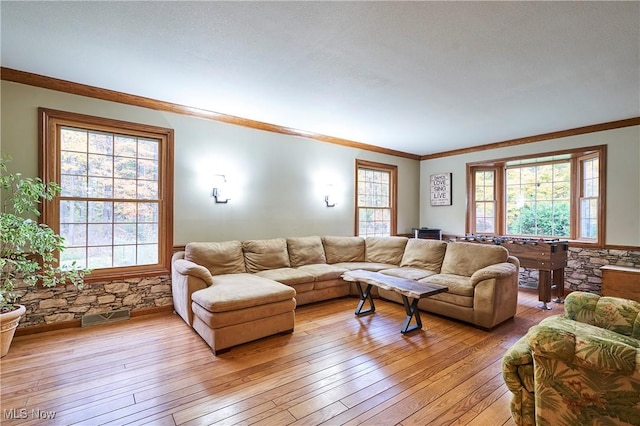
[2,1,639,156]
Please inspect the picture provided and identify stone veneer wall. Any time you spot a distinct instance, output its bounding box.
[15,275,172,329]
[519,247,640,294]
[13,246,640,328]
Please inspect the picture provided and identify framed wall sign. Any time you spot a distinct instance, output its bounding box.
[430,173,452,206]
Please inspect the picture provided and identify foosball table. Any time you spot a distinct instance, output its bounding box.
[458,235,569,309]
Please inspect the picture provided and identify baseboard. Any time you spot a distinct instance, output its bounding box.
[15,305,174,337]
[130,305,174,318]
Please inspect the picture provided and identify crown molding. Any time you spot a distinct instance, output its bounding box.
[420,117,640,160]
[1,67,421,161]
[4,67,637,162]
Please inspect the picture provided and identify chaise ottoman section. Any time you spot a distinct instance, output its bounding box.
[191,273,296,354]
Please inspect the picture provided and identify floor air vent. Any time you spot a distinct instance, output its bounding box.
[81,308,131,327]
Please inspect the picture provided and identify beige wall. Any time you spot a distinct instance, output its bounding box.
[1,81,420,244]
[419,125,640,246]
[3,80,636,247]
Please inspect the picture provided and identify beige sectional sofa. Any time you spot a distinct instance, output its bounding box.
[172,235,520,354]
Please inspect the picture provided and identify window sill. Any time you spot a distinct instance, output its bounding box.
[82,265,171,284]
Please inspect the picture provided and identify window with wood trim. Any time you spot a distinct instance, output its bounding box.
[355,159,397,237]
[472,169,498,234]
[39,108,174,281]
[579,154,599,239]
[467,146,605,246]
[505,160,571,237]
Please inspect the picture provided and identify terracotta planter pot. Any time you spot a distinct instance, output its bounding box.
[1,304,26,357]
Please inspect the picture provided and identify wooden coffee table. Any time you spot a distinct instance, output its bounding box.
[342,269,448,334]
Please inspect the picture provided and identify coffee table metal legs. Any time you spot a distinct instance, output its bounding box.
[355,282,375,316]
[401,295,422,334]
[355,282,423,333]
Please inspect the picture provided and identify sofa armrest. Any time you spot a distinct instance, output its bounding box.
[527,324,639,374]
[173,258,215,285]
[501,335,536,426]
[507,255,520,270]
[502,335,535,392]
[470,262,517,287]
[171,253,213,327]
[471,262,519,329]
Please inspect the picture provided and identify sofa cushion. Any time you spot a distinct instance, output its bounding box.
[564,292,640,339]
[400,239,448,272]
[242,238,290,273]
[192,299,296,329]
[255,268,315,286]
[322,236,365,263]
[440,241,508,277]
[333,262,398,272]
[192,273,295,313]
[530,317,640,374]
[379,267,437,281]
[594,296,640,338]
[420,273,474,308]
[296,264,348,281]
[365,237,408,265]
[539,316,640,351]
[185,241,246,275]
[421,273,474,297]
[428,292,474,308]
[287,282,315,294]
[287,236,327,267]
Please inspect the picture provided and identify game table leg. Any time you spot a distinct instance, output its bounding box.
[538,270,553,310]
[551,268,565,304]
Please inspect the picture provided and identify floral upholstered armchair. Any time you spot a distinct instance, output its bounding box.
[502,291,640,426]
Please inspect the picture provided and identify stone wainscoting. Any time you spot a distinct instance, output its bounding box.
[13,246,640,330]
[519,246,640,293]
[15,275,172,329]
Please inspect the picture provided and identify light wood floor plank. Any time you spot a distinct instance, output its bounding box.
[0,289,556,426]
[464,389,516,426]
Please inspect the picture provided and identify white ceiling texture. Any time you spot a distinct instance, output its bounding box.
[2,1,639,156]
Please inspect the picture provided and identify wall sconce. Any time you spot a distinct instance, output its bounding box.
[213,175,230,204]
[325,184,337,207]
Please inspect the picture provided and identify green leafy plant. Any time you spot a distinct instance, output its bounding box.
[0,157,88,313]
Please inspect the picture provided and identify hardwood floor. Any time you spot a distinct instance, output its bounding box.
[1,288,558,425]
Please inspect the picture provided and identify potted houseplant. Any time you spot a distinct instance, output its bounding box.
[0,157,88,357]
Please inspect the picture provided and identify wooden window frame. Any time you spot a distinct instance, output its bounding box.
[466,166,502,235]
[39,108,174,282]
[576,152,604,243]
[355,159,398,237]
[466,145,606,248]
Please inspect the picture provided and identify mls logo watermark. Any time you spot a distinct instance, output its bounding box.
[4,408,57,420]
